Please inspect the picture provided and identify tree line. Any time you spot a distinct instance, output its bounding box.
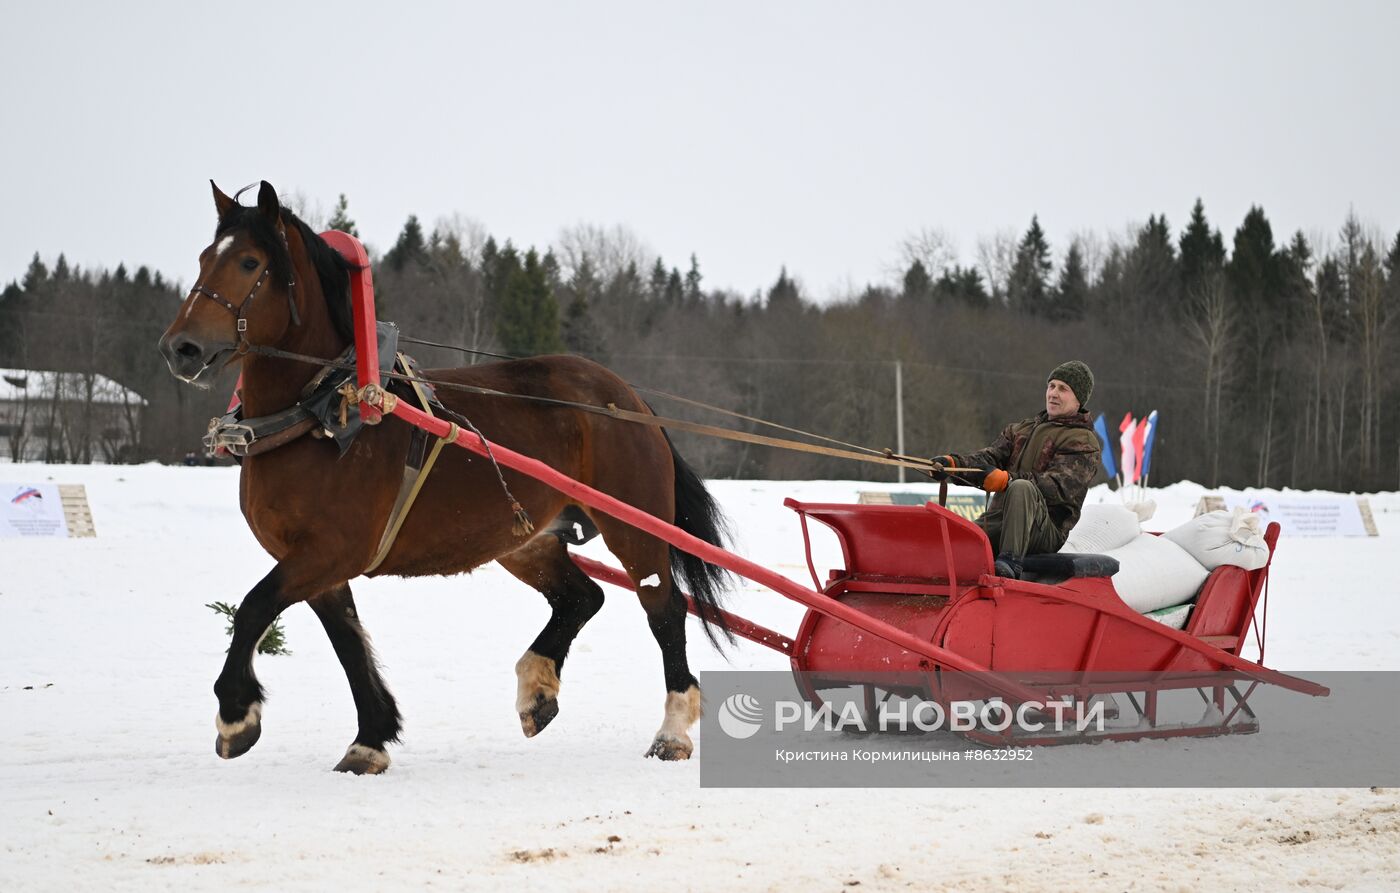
[1,194,1396,492]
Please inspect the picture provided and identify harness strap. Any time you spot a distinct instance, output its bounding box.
[363,354,454,575]
[245,417,318,456]
[204,403,317,457]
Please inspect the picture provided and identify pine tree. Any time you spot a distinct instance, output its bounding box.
[665,268,684,304]
[431,227,466,269]
[1227,205,1280,321]
[1384,230,1400,352]
[1385,230,1400,283]
[562,294,603,357]
[385,215,427,272]
[935,265,989,306]
[684,254,703,303]
[1007,215,1053,315]
[1054,242,1089,320]
[649,258,668,301]
[326,193,359,236]
[206,601,290,655]
[901,260,933,303]
[1178,198,1225,306]
[1278,230,1315,330]
[766,267,802,311]
[1314,256,1345,331]
[480,237,502,296]
[1225,206,1284,479]
[22,253,48,291]
[496,248,563,356]
[541,250,562,291]
[562,255,605,358]
[1138,215,1177,300]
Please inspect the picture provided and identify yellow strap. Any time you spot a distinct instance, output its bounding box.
[363,356,456,574]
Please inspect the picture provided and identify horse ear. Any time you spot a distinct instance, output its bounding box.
[211,180,236,218]
[257,181,281,226]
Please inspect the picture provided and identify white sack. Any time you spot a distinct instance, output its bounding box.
[1145,603,1192,631]
[1162,508,1270,571]
[1062,504,1142,554]
[1102,534,1211,613]
[1125,499,1157,523]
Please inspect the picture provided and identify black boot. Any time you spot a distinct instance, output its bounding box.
[994,552,1023,580]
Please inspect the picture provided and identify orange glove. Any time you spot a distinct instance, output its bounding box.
[981,469,1010,493]
[929,455,956,482]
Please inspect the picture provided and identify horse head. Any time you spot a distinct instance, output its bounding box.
[159,180,305,386]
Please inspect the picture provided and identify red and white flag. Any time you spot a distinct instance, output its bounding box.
[1119,413,1139,486]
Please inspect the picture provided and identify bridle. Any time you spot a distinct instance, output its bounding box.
[186,239,300,351]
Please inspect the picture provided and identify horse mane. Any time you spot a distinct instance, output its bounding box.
[214,204,357,344]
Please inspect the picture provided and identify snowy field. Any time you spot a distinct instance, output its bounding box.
[2,463,1398,891]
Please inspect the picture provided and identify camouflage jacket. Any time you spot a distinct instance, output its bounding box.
[950,410,1099,540]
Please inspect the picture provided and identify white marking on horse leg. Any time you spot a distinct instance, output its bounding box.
[648,684,702,760]
[515,651,561,736]
[336,743,391,775]
[515,652,561,712]
[214,702,262,739]
[639,573,661,588]
[659,685,702,738]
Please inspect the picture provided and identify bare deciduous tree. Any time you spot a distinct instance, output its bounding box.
[975,228,1018,301]
[890,226,958,280]
[1182,273,1237,487]
[554,222,652,284]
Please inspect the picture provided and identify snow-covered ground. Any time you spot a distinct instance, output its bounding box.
[2,463,1397,891]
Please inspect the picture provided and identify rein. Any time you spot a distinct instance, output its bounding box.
[245,342,946,476]
[397,336,898,463]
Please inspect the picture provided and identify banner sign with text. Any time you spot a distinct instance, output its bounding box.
[1,482,70,538]
[1225,492,1374,538]
[858,491,987,523]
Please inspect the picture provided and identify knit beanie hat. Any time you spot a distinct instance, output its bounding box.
[1047,361,1093,410]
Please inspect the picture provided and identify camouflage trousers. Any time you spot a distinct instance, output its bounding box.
[977,479,1065,559]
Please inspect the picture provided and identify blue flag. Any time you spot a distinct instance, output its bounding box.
[1140,410,1159,479]
[1093,413,1117,479]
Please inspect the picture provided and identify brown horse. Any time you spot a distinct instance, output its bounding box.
[159,181,730,774]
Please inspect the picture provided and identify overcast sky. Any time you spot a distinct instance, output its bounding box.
[4,1,1397,300]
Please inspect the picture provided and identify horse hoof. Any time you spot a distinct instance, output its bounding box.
[214,705,262,760]
[333,744,391,775]
[520,694,559,738]
[645,733,693,761]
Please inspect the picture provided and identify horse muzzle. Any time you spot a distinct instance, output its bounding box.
[159,332,232,385]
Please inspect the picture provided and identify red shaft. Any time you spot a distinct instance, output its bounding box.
[320,230,381,422]
[570,554,795,655]
[383,399,1055,702]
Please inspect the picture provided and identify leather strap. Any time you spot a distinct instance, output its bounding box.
[243,417,318,456]
[363,354,452,574]
[205,403,316,457]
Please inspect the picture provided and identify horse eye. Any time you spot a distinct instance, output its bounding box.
[241,257,260,272]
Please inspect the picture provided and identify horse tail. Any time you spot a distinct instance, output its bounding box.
[663,430,735,650]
